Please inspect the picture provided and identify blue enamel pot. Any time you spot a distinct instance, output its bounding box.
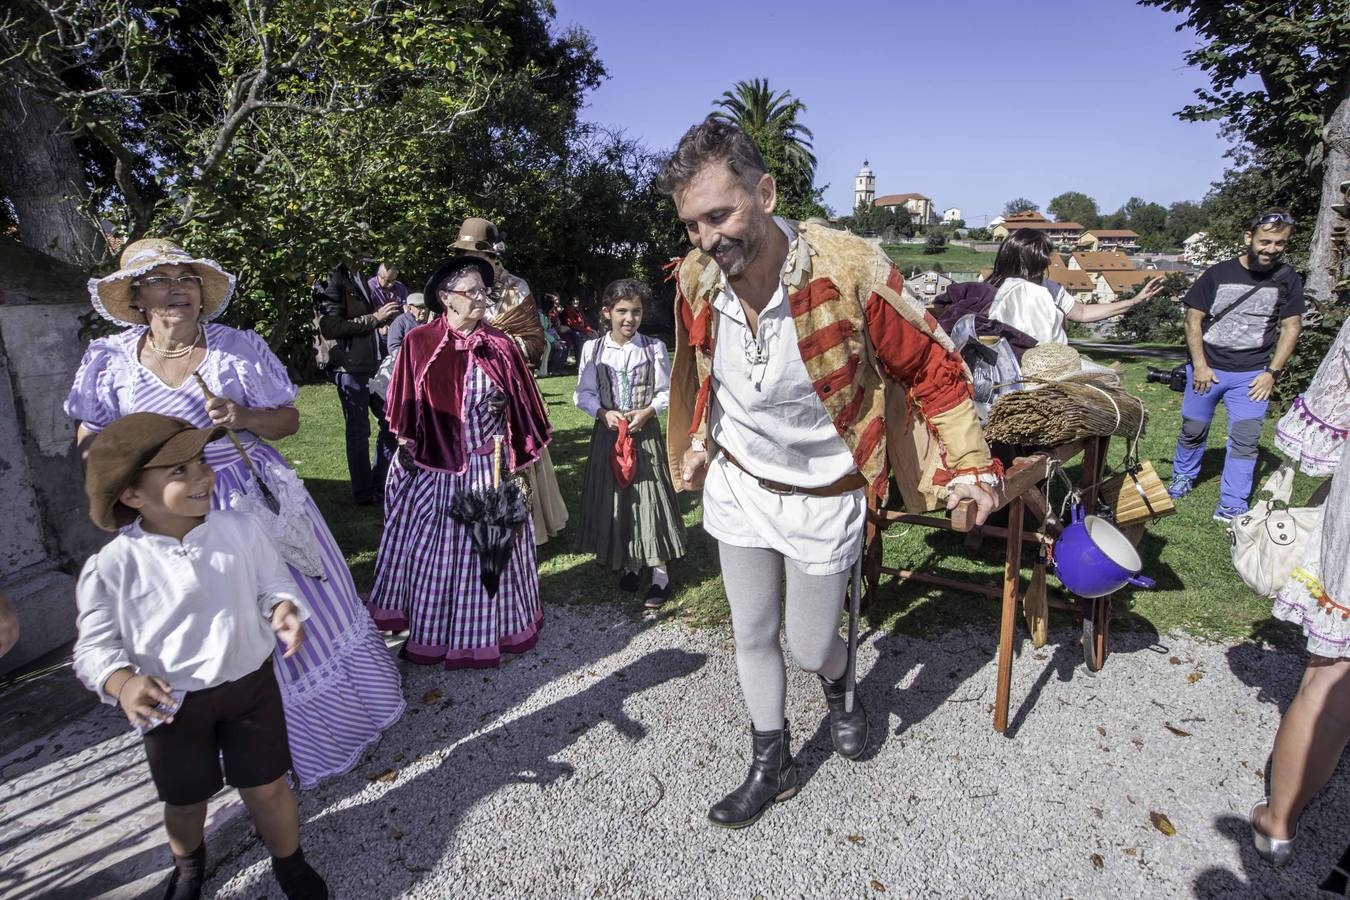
[1052,503,1156,598]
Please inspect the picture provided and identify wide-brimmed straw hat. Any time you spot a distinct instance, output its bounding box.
[88,238,236,327]
[449,217,506,256]
[1019,343,1118,390]
[84,413,227,531]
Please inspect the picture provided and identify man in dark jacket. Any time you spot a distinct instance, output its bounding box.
[317,257,402,504]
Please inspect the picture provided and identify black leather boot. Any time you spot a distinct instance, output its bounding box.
[162,842,205,900]
[707,723,798,829]
[271,847,329,900]
[819,673,869,760]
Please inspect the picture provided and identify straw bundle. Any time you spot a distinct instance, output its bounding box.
[983,375,1146,445]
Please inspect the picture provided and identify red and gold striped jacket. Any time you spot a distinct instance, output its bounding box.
[665,221,999,511]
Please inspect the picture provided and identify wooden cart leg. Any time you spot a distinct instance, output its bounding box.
[1023,543,1049,649]
[994,496,1025,734]
[863,495,883,609]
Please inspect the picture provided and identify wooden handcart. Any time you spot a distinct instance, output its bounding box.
[864,435,1120,736]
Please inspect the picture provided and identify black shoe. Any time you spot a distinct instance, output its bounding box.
[707,723,798,829]
[643,581,670,610]
[819,673,869,760]
[272,847,328,900]
[618,570,641,595]
[162,842,205,900]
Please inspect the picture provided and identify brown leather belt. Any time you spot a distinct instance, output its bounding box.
[720,449,867,497]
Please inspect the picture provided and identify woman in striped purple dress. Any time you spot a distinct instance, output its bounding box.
[65,238,404,789]
[368,256,551,669]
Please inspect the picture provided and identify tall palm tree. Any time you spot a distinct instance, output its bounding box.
[710,78,817,187]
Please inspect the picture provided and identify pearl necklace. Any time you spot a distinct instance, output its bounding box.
[147,325,204,359]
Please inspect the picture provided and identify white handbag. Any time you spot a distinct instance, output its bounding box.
[1228,464,1322,598]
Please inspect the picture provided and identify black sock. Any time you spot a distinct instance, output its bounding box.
[173,842,205,871]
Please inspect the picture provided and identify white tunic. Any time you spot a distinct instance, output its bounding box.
[74,509,308,703]
[988,277,1075,345]
[701,218,865,576]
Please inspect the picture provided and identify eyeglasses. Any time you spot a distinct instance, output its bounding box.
[444,287,489,301]
[133,274,204,290]
[1251,213,1295,229]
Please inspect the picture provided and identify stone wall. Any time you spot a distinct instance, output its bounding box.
[0,242,105,675]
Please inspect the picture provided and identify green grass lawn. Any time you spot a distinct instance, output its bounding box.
[883,243,996,274]
[274,349,1308,644]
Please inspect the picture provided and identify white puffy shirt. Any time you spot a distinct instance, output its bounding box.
[987,277,1076,345]
[74,510,308,703]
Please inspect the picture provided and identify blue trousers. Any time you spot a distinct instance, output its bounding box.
[1170,364,1269,508]
[330,370,394,502]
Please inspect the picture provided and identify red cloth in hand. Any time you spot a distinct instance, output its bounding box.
[611,418,636,489]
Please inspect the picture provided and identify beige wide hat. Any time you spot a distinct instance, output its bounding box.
[449,217,506,256]
[88,238,236,327]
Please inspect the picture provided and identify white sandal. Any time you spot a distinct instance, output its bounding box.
[1251,800,1297,867]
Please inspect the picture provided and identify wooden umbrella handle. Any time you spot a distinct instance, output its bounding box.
[192,372,255,476]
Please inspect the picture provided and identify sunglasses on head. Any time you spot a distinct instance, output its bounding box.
[1250,212,1295,229]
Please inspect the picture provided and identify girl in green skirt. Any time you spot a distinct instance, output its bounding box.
[573,278,687,608]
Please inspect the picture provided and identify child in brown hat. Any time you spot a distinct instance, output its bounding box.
[73,412,328,900]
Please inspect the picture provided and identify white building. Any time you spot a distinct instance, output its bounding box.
[943,207,962,224]
[854,160,875,209]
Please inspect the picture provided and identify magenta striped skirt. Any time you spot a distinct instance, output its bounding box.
[368,453,543,669]
[210,441,405,789]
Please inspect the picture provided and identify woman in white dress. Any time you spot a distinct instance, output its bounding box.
[1253,315,1350,870]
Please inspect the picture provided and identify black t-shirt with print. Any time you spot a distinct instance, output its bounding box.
[1183,258,1305,372]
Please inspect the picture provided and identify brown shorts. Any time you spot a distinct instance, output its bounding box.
[142,660,291,806]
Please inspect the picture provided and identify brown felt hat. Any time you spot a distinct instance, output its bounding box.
[88,238,236,327]
[449,217,505,256]
[84,413,227,531]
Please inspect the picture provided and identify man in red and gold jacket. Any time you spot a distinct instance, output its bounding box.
[660,120,1000,829]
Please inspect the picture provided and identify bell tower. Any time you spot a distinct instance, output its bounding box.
[854,160,875,209]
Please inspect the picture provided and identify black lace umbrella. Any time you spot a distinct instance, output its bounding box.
[448,436,529,598]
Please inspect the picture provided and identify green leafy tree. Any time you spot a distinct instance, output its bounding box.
[923,230,947,255]
[1048,191,1100,227]
[710,78,825,221]
[1165,200,1209,245]
[1004,197,1039,216]
[1140,0,1350,303]
[1113,273,1191,343]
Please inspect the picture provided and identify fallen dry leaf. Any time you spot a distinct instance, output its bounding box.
[391,830,403,840]
[870,880,886,892]
[847,834,865,844]
[368,769,399,783]
[421,689,442,704]
[1150,811,1177,836]
[1090,853,1105,870]
[1187,672,1204,684]
[1122,848,1138,857]
[1168,656,1182,665]
[1163,723,1191,737]
[1097,726,1106,737]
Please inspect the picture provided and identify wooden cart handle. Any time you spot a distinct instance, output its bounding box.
[950,498,976,532]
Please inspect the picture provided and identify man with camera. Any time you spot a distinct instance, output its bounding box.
[1166,209,1305,522]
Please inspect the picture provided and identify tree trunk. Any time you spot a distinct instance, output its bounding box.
[0,84,104,267]
[1307,75,1350,304]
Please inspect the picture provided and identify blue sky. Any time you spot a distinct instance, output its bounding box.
[550,0,1229,225]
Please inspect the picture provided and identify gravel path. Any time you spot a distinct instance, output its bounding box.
[185,604,1346,900]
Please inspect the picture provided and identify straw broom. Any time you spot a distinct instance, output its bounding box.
[983,376,1147,446]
